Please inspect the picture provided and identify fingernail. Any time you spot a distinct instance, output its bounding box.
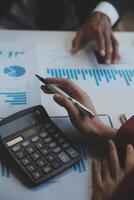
[100,50,105,56]
[127,144,133,152]
[106,60,110,65]
[113,60,117,64]
[53,94,61,100]
[108,140,114,147]
[108,139,112,144]
[92,159,97,165]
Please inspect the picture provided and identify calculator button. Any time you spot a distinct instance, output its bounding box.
[51,159,62,169]
[46,153,55,162]
[27,163,36,173]
[32,170,43,180]
[16,150,26,159]
[31,136,39,143]
[22,140,30,147]
[40,147,49,156]
[62,143,70,148]
[57,138,66,144]
[12,145,21,152]
[58,152,70,163]
[48,128,56,134]
[31,152,41,161]
[49,142,57,148]
[45,124,51,129]
[66,147,79,158]
[42,164,53,174]
[53,132,61,139]
[53,146,62,153]
[40,132,48,138]
[44,137,52,143]
[26,146,35,154]
[21,157,32,166]
[36,159,47,167]
[35,141,44,149]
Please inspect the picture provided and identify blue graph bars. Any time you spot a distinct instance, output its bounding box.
[73,145,88,173]
[1,162,10,177]
[0,150,10,177]
[0,92,27,105]
[46,68,134,87]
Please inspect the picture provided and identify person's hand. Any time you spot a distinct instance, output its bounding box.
[91,140,134,200]
[71,12,121,64]
[41,77,117,139]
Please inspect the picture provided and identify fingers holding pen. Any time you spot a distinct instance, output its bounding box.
[41,77,87,101]
[53,94,80,122]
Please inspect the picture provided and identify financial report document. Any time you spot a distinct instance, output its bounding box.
[0,32,134,200]
[0,43,41,118]
[0,42,134,119]
[37,44,134,118]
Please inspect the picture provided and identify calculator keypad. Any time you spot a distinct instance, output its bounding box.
[9,123,81,184]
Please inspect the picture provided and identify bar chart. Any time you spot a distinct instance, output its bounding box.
[0,148,10,178]
[0,92,27,106]
[46,67,134,89]
[1,162,10,177]
[73,145,88,173]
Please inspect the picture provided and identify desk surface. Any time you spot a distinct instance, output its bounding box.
[0,30,134,128]
[0,30,134,200]
[0,30,133,46]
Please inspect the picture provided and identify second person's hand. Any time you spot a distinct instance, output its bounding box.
[91,140,134,200]
[41,77,117,139]
[71,12,121,65]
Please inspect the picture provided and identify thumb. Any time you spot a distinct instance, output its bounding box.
[53,94,79,119]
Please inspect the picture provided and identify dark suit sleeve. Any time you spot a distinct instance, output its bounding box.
[105,0,131,18]
[114,116,134,165]
[0,0,13,17]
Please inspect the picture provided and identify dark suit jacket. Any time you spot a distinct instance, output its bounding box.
[0,0,131,29]
[72,0,132,25]
[35,0,132,29]
[0,0,12,16]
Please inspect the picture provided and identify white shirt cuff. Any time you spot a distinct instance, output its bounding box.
[93,1,119,26]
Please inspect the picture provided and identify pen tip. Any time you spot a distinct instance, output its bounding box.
[35,74,39,78]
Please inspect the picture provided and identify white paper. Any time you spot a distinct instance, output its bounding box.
[0,43,41,118]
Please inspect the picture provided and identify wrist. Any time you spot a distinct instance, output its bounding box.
[90,11,111,25]
[91,117,118,139]
[94,11,111,24]
[93,1,119,26]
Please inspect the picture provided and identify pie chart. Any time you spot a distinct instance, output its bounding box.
[3,65,26,77]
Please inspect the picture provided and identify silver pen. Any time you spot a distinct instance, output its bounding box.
[35,74,96,119]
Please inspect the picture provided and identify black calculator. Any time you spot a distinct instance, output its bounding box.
[0,106,81,186]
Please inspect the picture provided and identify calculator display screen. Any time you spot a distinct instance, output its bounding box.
[0,110,43,139]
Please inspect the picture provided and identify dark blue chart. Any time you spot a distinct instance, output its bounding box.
[0,92,27,106]
[0,159,10,178]
[46,68,134,88]
[4,65,26,77]
[73,145,88,173]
